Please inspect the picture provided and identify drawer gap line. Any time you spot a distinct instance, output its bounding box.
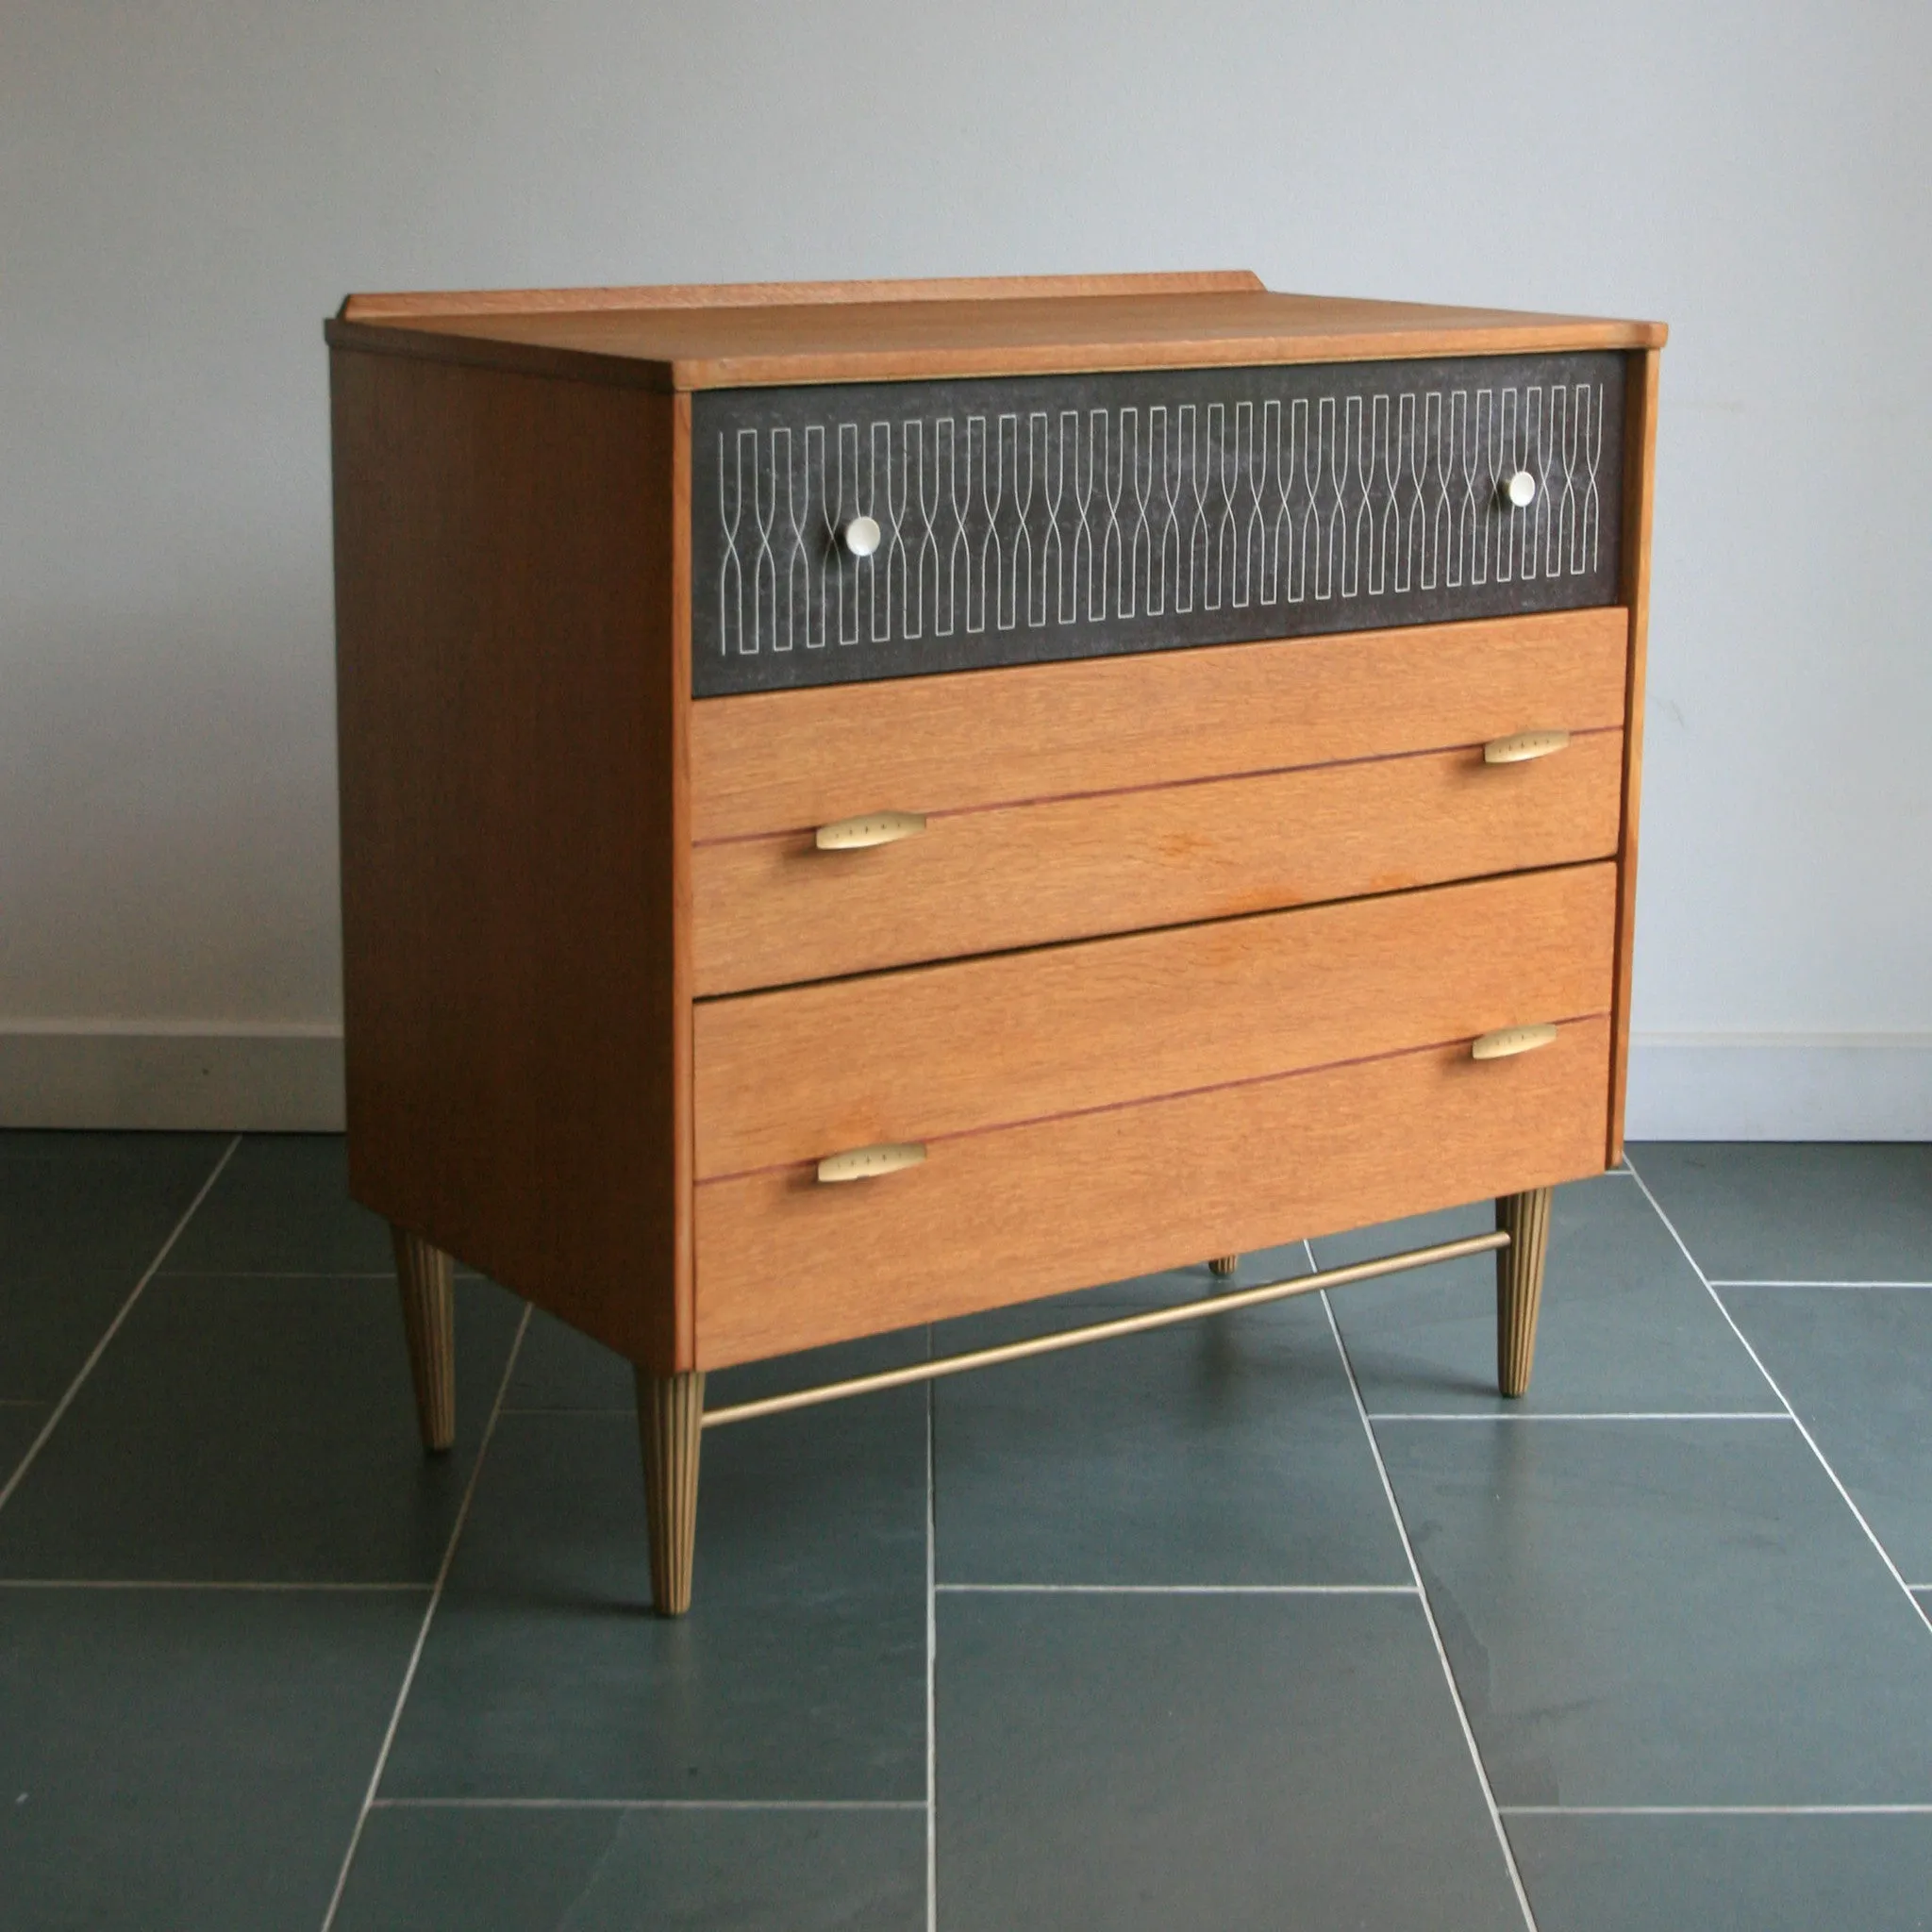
[701,1229,1508,1427]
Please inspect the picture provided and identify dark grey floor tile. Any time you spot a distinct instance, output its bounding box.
[0,1586,421,1931]
[1380,1421,1932,1805]
[506,1309,637,1410]
[384,1378,926,1800]
[337,1805,925,1930]
[1722,1286,1932,1583]
[1630,1141,1932,1283]
[0,1404,49,1489]
[0,1276,522,1581]
[938,1591,1523,1930]
[1510,1812,1932,1932]
[1319,1176,1774,1415]
[934,1285,1408,1586]
[161,1132,392,1274]
[0,1130,227,1400]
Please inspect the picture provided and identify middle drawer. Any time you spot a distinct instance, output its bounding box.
[694,860,1616,1180]
[691,607,1628,995]
[693,730,1621,995]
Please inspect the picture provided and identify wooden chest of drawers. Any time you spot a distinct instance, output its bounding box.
[325,272,1664,1615]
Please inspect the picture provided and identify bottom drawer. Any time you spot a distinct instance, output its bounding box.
[694,1014,1611,1367]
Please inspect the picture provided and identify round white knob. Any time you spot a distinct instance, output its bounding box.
[841,515,881,558]
[1504,470,1538,508]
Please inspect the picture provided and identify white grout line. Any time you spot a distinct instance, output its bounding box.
[1367,1412,1791,1424]
[1320,1256,1540,1932]
[1707,1280,1932,1291]
[0,1578,427,1592]
[924,1369,937,1932]
[369,1795,926,1811]
[1502,1804,1932,1817]
[934,1582,1418,1595]
[320,1300,533,1931]
[0,1135,240,1520]
[1624,1156,1932,1641]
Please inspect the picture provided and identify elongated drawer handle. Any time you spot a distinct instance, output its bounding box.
[815,809,927,852]
[817,1141,927,1185]
[1484,729,1571,765]
[1472,1023,1560,1062]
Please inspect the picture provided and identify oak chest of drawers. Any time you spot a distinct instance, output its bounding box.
[325,272,1664,1615]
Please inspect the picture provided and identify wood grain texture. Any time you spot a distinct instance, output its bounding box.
[391,1224,456,1452]
[669,394,695,1368]
[693,862,1617,1177]
[690,608,1629,842]
[694,1018,1612,1368]
[691,731,1625,995]
[331,348,684,1373]
[340,270,1265,319]
[325,285,1666,391]
[1607,348,1661,1165]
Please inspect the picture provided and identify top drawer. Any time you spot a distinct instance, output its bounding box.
[691,352,1625,696]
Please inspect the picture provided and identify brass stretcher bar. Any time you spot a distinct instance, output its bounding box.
[701,1228,1512,1429]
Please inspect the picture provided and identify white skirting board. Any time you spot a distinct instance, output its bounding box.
[0,1025,1925,1140]
[0,1025,346,1131]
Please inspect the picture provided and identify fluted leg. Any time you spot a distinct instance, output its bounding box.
[391,1225,456,1453]
[1208,1255,1240,1277]
[637,1369,705,1617]
[1495,1187,1554,1397]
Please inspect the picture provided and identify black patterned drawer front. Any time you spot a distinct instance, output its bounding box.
[691,353,1624,697]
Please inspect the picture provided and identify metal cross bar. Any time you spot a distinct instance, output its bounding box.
[702,1228,1509,1429]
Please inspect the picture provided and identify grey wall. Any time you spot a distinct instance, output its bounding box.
[3,0,1927,1133]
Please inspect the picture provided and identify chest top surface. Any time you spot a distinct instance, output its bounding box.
[325,270,1665,391]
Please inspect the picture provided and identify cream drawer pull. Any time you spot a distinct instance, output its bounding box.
[817,1141,927,1185]
[841,515,882,558]
[815,810,927,851]
[1483,729,1571,765]
[1472,1023,1559,1061]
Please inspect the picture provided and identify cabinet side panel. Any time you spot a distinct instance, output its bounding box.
[329,349,682,1371]
[670,392,694,1368]
[1607,347,1660,1164]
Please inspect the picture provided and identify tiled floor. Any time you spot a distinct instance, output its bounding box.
[1,1135,1929,1929]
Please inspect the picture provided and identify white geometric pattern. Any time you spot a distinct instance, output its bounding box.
[710,371,1612,663]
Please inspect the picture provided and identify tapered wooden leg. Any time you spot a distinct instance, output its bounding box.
[1495,1187,1554,1398]
[637,1368,705,1617]
[1208,1255,1240,1277]
[391,1225,456,1453]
